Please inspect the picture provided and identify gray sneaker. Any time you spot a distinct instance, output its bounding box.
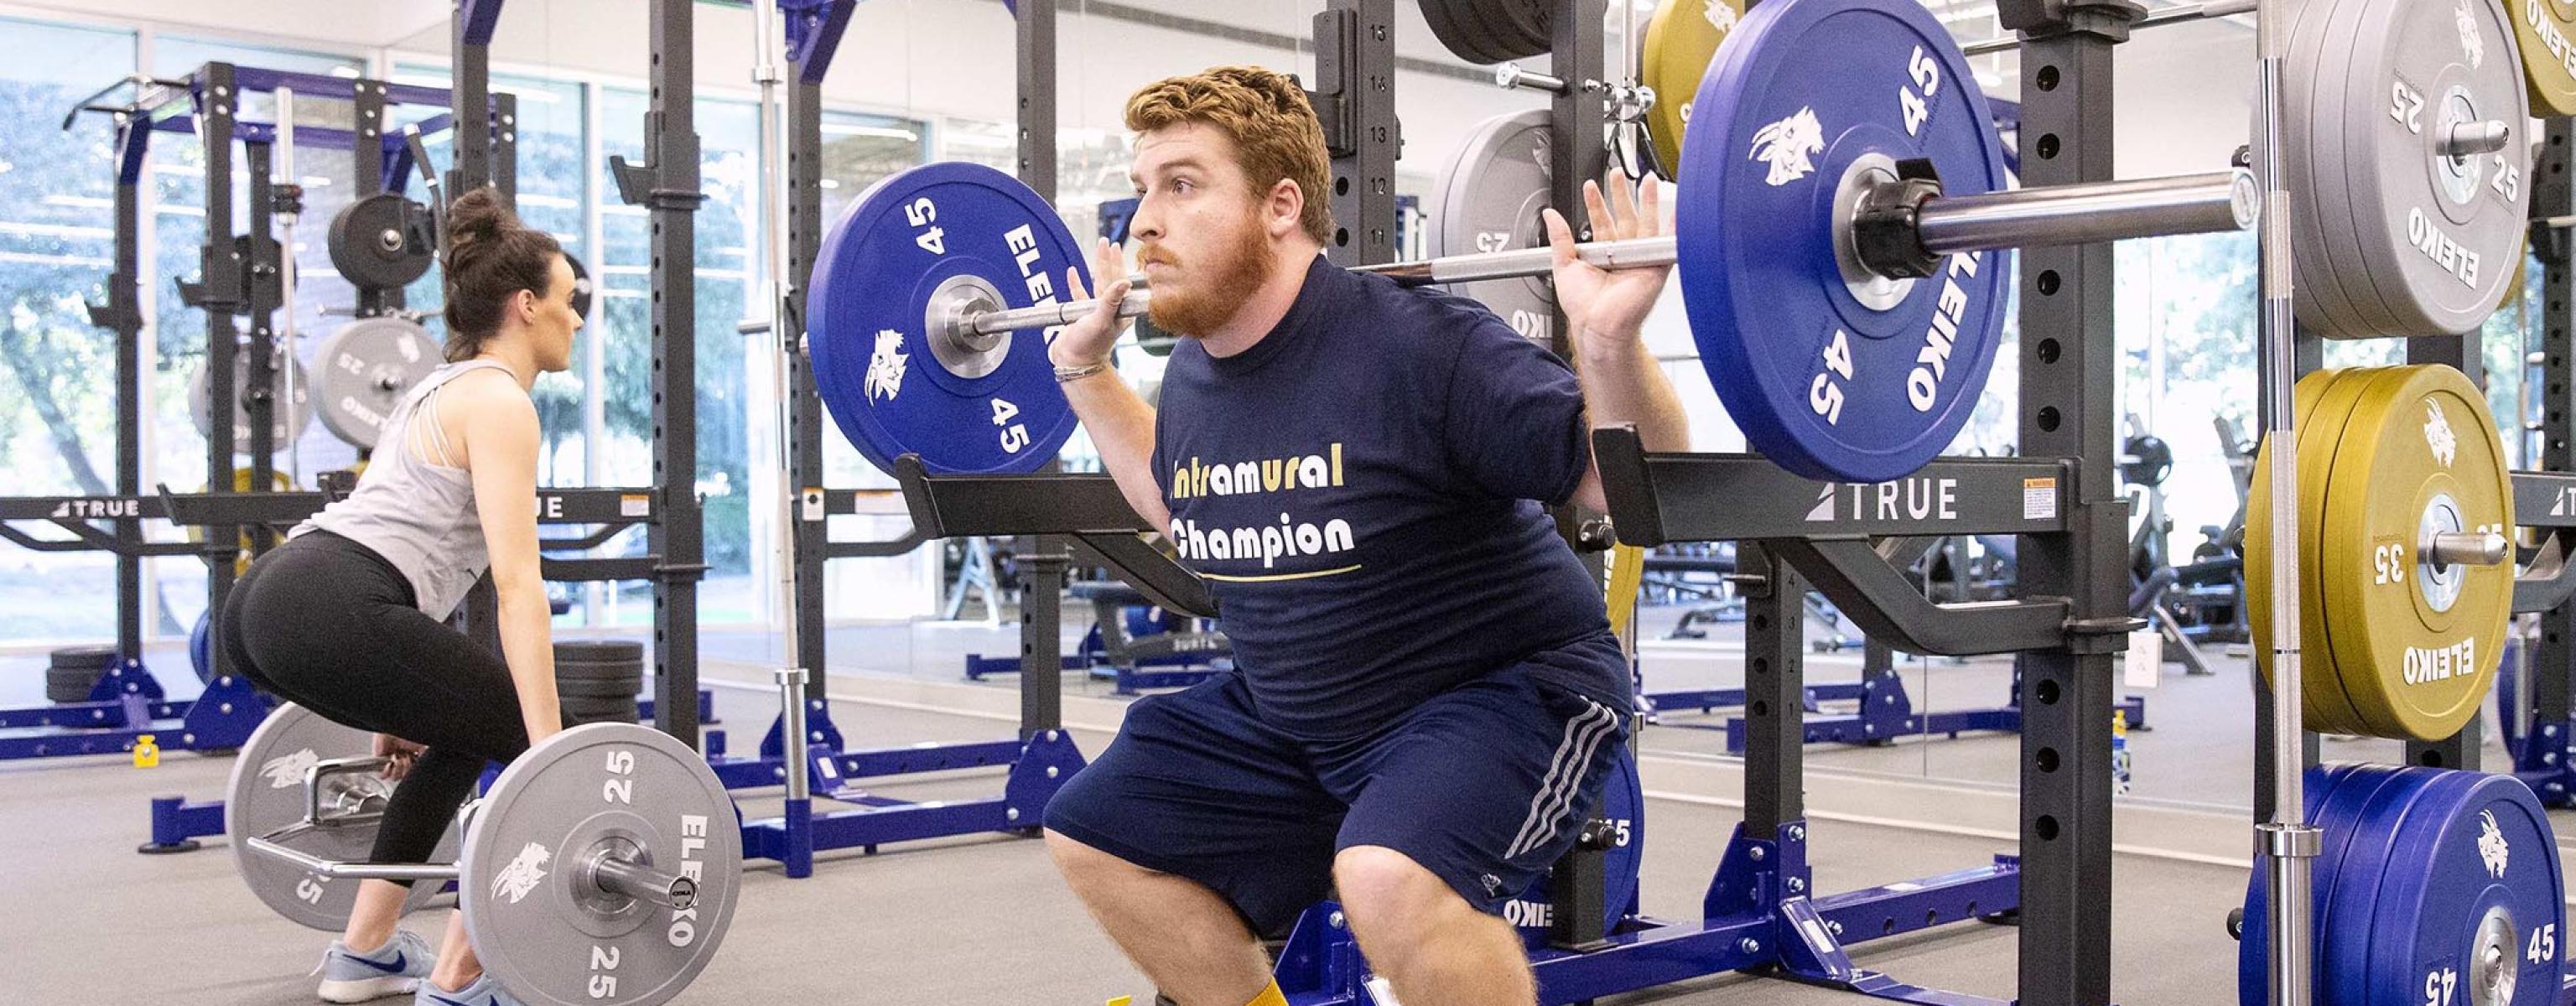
[413,972,525,1006]
[314,930,437,1003]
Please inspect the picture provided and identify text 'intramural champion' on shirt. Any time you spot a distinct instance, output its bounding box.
[1168,443,1358,568]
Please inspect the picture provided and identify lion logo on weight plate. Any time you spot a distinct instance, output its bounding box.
[490,842,552,905]
[260,748,322,791]
[865,329,908,403]
[1750,108,1826,187]
[2455,0,2485,68]
[2423,400,2459,467]
[1702,0,1738,33]
[2478,809,2510,879]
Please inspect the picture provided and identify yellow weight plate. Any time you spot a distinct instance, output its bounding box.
[2249,367,2381,735]
[2318,365,2515,740]
[2504,230,2532,314]
[1639,0,1744,182]
[2510,0,2576,117]
[186,468,300,577]
[1604,542,1646,659]
[2295,368,2392,734]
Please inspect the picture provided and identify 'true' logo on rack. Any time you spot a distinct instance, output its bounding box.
[1805,477,1960,523]
[51,498,139,519]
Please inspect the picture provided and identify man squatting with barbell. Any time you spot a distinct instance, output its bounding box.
[1040,66,1690,1006]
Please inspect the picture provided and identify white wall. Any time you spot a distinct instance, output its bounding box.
[372,0,1555,193]
[3,0,2268,187]
[2106,18,2257,178]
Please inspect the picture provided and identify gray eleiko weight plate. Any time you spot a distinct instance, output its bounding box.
[190,352,314,449]
[460,723,740,1006]
[1432,109,1556,347]
[2281,0,2381,337]
[312,318,440,451]
[2342,0,2530,335]
[226,703,454,930]
[2314,0,2418,335]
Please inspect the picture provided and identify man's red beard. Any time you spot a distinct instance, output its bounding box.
[1142,205,1276,337]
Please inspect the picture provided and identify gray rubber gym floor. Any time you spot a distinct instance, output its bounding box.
[0,604,2556,1004]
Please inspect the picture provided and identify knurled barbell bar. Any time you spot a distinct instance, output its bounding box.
[942,169,2255,342]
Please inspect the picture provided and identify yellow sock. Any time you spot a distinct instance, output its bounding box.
[1245,982,1289,1006]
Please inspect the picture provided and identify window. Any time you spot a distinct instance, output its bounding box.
[0,17,136,642]
[2115,232,2532,555]
[0,15,940,640]
[390,69,592,488]
[598,86,761,624]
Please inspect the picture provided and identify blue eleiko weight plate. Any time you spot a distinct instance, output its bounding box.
[1675,0,2011,484]
[2360,771,2564,1006]
[190,609,213,685]
[808,162,1086,474]
[2238,762,2370,1005]
[2315,765,2455,1006]
[1509,742,1643,947]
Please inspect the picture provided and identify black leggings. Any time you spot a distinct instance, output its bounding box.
[221,531,546,872]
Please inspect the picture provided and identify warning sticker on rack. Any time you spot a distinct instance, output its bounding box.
[2023,478,2057,521]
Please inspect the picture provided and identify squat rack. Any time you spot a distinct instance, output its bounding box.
[865,0,2138,1000]
[0,67,473,767]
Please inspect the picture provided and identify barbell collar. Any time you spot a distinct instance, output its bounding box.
[583,848,699,910]
[2426,531,2511,568]
[243,835,460,883]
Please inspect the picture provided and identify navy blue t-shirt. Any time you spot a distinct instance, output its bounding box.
[1152,256,1627,741]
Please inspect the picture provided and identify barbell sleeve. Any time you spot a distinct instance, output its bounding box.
[1914,170,2257,256]
[583,848,701,910]
[2439,121,2512,159]
[2426,531,2511,568]
[953,169,2257,341]
[1494,62,1571,96]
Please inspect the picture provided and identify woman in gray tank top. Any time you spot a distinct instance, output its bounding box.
[219,188,584,1006]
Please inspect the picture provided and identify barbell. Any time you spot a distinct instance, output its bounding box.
[810,0,2537,485]
[230,705,740,1006]
[808,0,2265,485]
[943,174,2256,342]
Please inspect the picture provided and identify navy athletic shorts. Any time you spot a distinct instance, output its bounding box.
[1043,662,1631,935]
